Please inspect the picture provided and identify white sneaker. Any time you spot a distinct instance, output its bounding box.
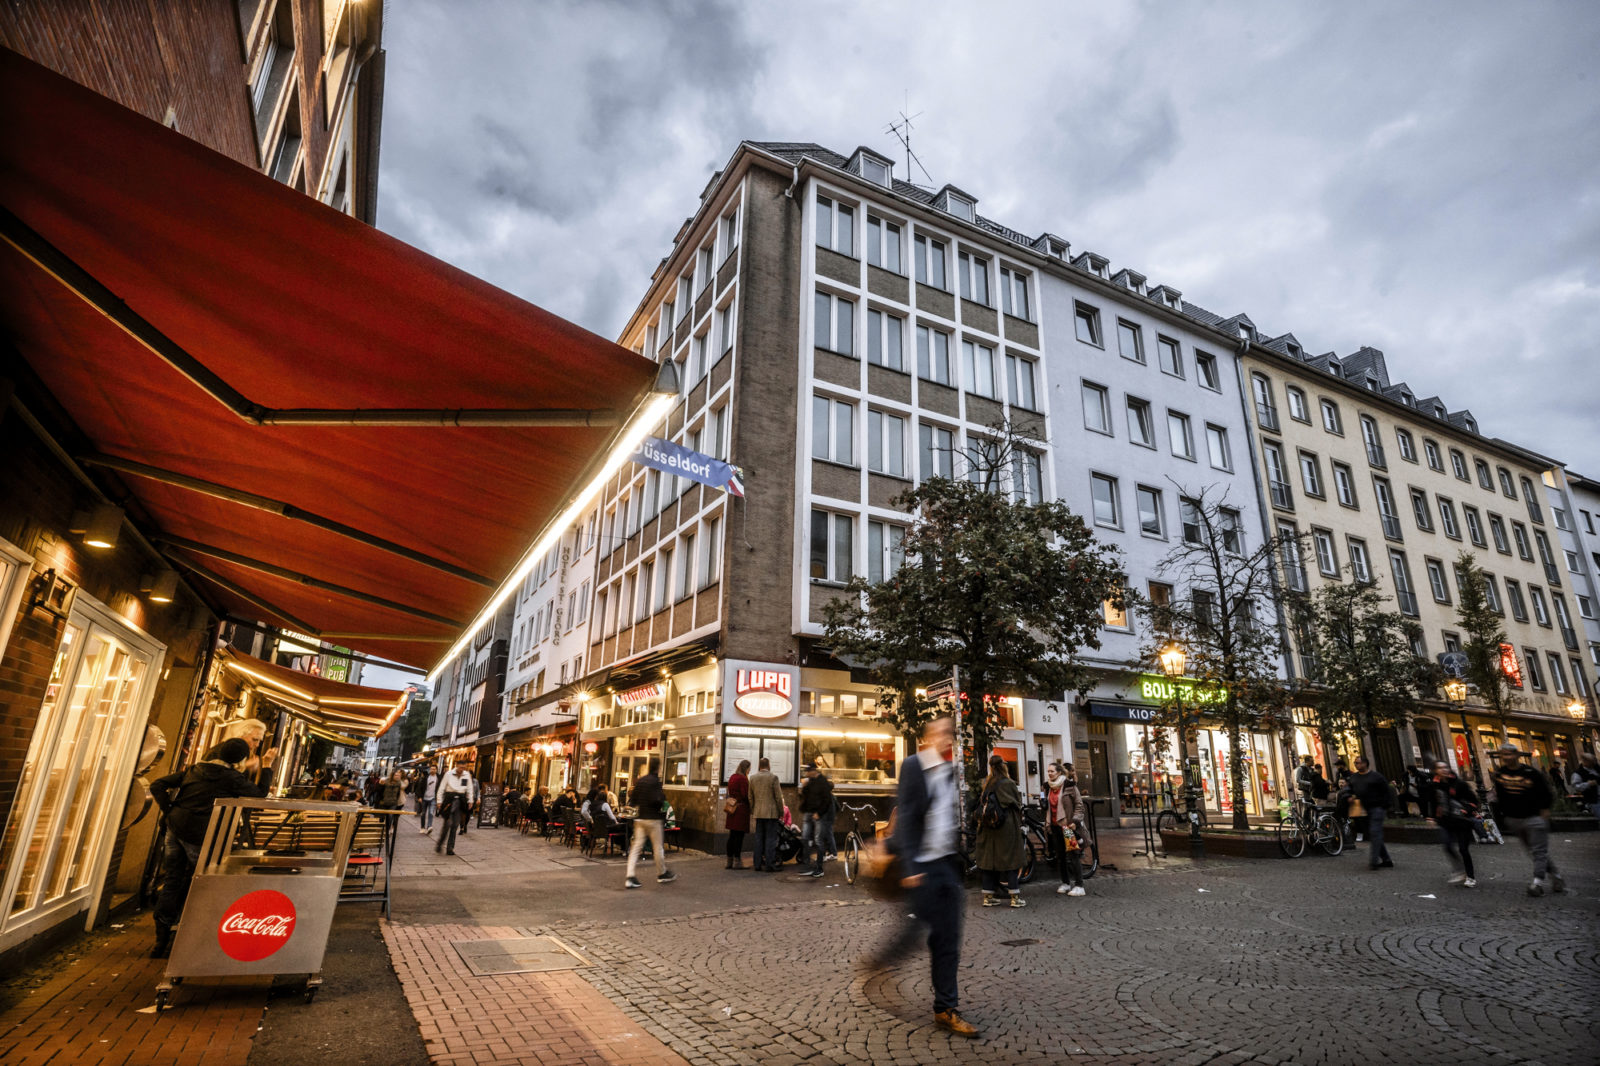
[1355,834,1364,842]
[1056,884,1070,895]
[1528,877,1548,897]
[1068,886,1086,897]
[1447,872,1467,885]
[1462,878,1476,888]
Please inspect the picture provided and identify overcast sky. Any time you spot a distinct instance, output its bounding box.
[378,1,1599,471]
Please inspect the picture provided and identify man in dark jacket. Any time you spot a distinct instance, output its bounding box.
[862,715,977,1038]
[1491,743,1565,896]
[625,758,676,889]
[148,738,267,957]
[1347,756,1395,870]
[799,762,835,878]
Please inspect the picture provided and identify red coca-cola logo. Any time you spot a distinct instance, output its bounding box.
[216,889,297,961]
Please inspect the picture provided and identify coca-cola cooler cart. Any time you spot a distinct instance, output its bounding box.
[156,797,363,1011]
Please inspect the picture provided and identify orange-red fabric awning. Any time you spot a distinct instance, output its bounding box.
[219,649,408,738]
[0,51,659,669]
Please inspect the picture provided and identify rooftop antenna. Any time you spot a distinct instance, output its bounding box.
[886,96,933,186]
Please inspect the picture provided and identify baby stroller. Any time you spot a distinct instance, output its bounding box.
[774,821,805,865]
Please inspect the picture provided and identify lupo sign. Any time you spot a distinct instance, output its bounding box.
[723,660,800,726]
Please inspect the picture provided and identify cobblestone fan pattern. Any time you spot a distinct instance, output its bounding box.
[536,847,1600,1066]
[0,922,266,1066]
[383,920,689,1066]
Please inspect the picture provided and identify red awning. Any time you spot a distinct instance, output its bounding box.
[219,649,408,738]
[0,51,659,668]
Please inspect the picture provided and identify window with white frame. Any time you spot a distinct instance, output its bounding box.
[1506,578,1529,621]
[867,521,906,583]
[1136,485,1164,537]
[1180,498,1202,544]
[1332,461,1357,508]
[866,214,902,273]
[1568,549,1583,573]
[1530,585,1550,626]
[811,395,855,465]
[720,208,739,261]
[810,509,854,582]
[916,325,952,385]
[1482,574,1503,614]
[1074,302,1103,346]
[1126,397,1155,448]
[1424,438,1443,471]
[1548,652,1569,694]
[696,245,715,294]
[914,233,948,289]
[1475,458,1493,490]
[716,302,736,354]
[710,405,729,460]
[1299,451,1324,498]
[1206,424,1232,471]
[1427,558,1451,603]
[1498,467,1516,498]
[1320,399,1343,435]
[867,309,905,371]
[690,332,708,385]
[1005,352,1038,410]
[1157,335,1184,378]
[1082,382,1111,434]
[814,290,855,355]
[1523,648,1543,690]
[1390,550,1418,615]
[1439,497,1460,539]
[1411,489,1434,532]
[958,251,990,305]
[1196,351,1221,390]
[1347,536,1373,582]
[920,423,955,480]
[962,340,996,398]
[1313,529,1339,577]
[1515,523,1534,560]
[1117,320,1144,363]
[1286,386,1309,423]
[1013,450,1043,504]
[656,548,674,612]
[1489,514,1510,554]
[1280,521,1309,592]
[1091,473,1120,528]
[1168,410,1194,459]
[638,561,655,619]
[816,194,854,256]
[1396,428,1418,463]
[1219,509,1242,555]
[868,410,907,477]
[1000,266,1030,319]
[1374,477,1402,539]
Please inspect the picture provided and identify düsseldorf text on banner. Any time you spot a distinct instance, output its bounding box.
[631,436,745,496]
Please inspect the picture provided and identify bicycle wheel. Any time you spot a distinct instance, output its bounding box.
[1155,809,1178,834]
[1017,837,1036,885]
[1082,842,1099,879]
[1315,814,1344,856]
[1019,828,1046,884]
[1277,817,1308,858]
[843,835,860,884]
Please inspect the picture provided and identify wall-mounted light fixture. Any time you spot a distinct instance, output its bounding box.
[140,569,179,603]
[68,503,124,549]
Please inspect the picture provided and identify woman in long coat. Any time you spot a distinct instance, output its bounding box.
[974,754,1027,907]
[725,759,752,870]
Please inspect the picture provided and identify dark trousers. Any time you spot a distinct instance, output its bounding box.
[869,856,964,1013]
[753,818,779,869]
[725,829,746,861]
[980,867,1018,896]
[1367,806,1392,866]
[1441,821,1474,878]
[153,829,200,928]
[1049,824,1084,886]
[437,796,465,852]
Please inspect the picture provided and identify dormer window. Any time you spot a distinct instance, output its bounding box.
[1048,238,1070,260]
[948,194,974,222]
[1434,404,1445,418]
[1286,342,1302,358]
[1327,360,1340,375]
[1401,393,1413,406]
[1366,377,1379,391]
[862,157,890,187]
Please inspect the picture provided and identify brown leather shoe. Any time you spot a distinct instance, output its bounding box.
[935,1009,978,1037]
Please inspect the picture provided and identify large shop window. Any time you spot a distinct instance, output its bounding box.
[662,731,716,786]
[0,595,163,948]
[0,537,32,658]
[723,726,797,784]
[800,732,898,784]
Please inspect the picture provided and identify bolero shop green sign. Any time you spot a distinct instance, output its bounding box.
[1137,674,1225,705]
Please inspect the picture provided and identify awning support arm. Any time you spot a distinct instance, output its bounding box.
[0,207,623,427]
[79,452,495,586]
[157,534,466,628]
[170,556,319,635]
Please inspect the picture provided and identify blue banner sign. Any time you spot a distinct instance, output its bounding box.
[631,437,744,496]
[1085,702,1161,723]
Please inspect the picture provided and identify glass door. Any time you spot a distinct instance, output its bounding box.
[0,598,162,946]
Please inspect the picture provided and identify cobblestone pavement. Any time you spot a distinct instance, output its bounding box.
[499,833,1600,1066]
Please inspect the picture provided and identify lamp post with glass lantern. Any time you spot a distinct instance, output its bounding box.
[1442,677,1481,789]
[1160,642,1204,859]
[1567,697,1592,755]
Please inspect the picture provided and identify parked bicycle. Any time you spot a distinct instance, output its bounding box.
[1018,801,1097,883]
[1277,799,1345,858]
[1154,804,1210,835]
[838,800,881,885]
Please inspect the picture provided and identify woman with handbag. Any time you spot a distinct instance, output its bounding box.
[974,755,1026,908]
[724,759,752,869]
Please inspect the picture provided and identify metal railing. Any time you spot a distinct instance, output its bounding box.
[1366,441,1387,469]
[1380,513,1403,540]
[1269,479,1293,509]
[1396,589,1419,617]
[1256,402,1280,432]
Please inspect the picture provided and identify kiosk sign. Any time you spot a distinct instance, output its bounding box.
[217,889,297,961]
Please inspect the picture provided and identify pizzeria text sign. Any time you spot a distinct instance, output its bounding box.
[723,660,799,726]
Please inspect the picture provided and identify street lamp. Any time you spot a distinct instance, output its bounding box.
[1442,677,1481,789]
[1160,642,1204,859]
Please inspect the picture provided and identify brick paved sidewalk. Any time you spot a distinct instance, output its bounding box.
[383,920,688,1066]
[0,914,268,1066]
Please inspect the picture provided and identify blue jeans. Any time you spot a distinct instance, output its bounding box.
[753,818,779,869]
[1367,806,1392,866]
[419,798,435,829]
[804,813,834,872]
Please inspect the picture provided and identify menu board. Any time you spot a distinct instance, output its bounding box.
[476,783,502,827]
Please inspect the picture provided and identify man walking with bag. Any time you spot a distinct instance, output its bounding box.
[625,758,676,889]
[748,757,784,873]
[1492,743,1566,896]
[1348,756,1395,870]
[435,762,476,855]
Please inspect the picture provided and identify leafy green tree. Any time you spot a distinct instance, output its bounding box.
[1290,576,1439,762]
[822,428,1124,771]
[1452,551,1517,738]
[1134,487,1293,830]
[400,697,432,758]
